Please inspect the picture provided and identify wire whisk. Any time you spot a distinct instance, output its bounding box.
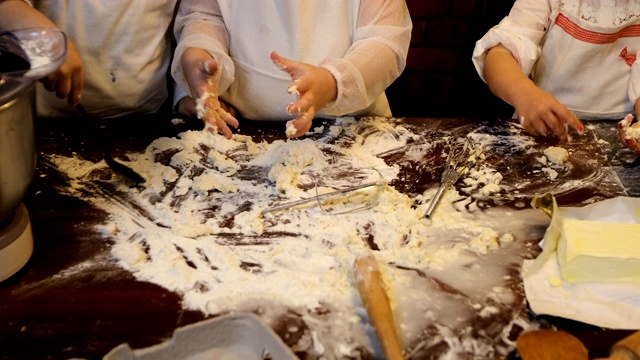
[262,169,385,216]
[424,138,479,219]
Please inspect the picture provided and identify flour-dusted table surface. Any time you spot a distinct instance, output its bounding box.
[0,115,637,359]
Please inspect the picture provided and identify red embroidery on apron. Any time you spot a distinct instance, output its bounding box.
[555,13,640,44]
[620,47,637,66]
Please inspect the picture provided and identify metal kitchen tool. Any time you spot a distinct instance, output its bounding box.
[76,103,145,184]
[262,170,385,215]
[0,28,66,282]
[424,138,475,219]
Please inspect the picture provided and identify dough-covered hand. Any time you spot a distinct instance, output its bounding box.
[41,37,83,106]
[515,87,584,142]
[270,51,337,138]
[176,94,237,122]
[618,114,640,154]
[181,48,238,139]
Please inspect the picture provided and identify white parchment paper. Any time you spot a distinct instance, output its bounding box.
[522,196,640,330]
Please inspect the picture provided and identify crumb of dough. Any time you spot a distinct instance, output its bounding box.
[195,92,210,120]
[286,121,297,137]
[469,228,500,254]
[268,163,299,193]
[171,118,185,125]
[537,155,548,165]
[288,83,300,95]
[329,126,343,137]
[543,146,569,165]
[499,233,515,244]
[192,171,239,194]
[541,167,558,180]
[207,149,240,174]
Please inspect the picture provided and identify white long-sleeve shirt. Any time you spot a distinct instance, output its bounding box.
[32,0,178,118]
[472,0,640,119]
[172,0,412,121]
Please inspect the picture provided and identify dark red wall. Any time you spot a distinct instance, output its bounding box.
[387,0,516,119]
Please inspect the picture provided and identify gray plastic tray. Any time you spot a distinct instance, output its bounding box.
[103,313,298,360]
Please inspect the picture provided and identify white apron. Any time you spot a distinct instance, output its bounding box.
[214,0,387,120]
[33,0,177,118]
[533,9,640,120]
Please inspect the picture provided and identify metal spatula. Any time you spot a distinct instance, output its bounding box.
[76,103,145,184]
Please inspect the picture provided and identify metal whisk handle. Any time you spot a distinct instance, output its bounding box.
[423,168,459,219]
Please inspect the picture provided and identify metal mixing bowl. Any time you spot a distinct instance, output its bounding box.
[0,77,36,223]
[0,27,66,224]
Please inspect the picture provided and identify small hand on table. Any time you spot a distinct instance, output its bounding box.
[618,114,640,154]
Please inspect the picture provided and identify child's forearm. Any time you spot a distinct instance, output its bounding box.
[483,44,538,111]
[0,0,58,31]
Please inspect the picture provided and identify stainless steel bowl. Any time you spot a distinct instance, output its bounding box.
[0,77,36,223]
[0,27,66,224]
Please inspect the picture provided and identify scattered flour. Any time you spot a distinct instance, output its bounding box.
[45,117,544,359]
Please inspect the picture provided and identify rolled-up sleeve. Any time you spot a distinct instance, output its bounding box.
[321,0,412,116]
[171,0,235,98]
[471,0,552,82]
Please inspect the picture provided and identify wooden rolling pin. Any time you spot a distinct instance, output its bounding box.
[596,331,640,360]
[354,251,404,360]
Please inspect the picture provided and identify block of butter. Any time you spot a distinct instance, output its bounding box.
[557,218,640,283]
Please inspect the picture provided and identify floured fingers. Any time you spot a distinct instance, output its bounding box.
[618,115,640,154]
[285,109,314,139]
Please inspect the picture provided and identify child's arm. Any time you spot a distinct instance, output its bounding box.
[484,44,583,142]
[0,0,83,106]
[315,0,412,117]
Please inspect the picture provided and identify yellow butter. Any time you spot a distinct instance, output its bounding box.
[557,218,640,283]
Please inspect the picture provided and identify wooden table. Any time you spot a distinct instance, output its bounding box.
[0,115,637,359]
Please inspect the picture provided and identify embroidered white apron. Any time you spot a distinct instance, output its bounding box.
[533,9,640,119]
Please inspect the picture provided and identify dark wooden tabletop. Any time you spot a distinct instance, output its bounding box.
[0,114,638,360]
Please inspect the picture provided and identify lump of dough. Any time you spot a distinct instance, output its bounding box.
[543,146,569,165]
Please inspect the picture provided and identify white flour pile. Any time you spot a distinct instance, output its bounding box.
[45,117,550,359]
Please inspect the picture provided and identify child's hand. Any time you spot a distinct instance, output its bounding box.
[175,94,237,120]
[514,87,584,143]
[618,114,640,154]
[41,37,83,107]
[181,48,238,138]
[270,51,337,138]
